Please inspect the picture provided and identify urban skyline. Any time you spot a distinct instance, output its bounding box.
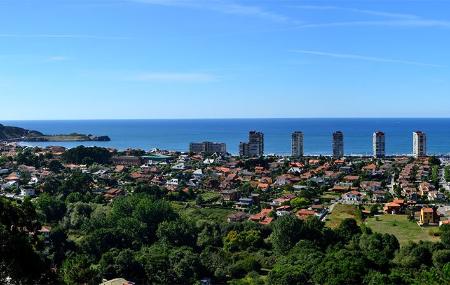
[190,130,428,157]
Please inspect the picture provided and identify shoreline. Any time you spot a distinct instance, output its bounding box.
[10,141,450,158]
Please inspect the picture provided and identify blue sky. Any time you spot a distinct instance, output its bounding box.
[1,0,450,119]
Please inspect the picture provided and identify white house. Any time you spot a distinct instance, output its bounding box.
[166,178,179,186]
[171,163,186,170]
[193,169,204,179]
[20,187,35,197]
[288,167,303,174]
[341,191,364,205]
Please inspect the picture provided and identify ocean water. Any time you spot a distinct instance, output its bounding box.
[3,119,450,156]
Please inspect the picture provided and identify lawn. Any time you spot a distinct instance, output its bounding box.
[320,191,341,201]
[365,215,440,246]
[200,191,222,203]
[325,204,362,228]
[171,201,234,224]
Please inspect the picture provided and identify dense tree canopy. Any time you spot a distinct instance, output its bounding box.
[62,146,112,165]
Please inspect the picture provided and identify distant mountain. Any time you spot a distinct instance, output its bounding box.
[0,124,110,142]
[0,124,44,140]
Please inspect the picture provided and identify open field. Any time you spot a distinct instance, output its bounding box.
[365,215,440,245]
[172,201,233,224]
[325,204,362,228]
[320,191,341,201]
[199,191,222,203]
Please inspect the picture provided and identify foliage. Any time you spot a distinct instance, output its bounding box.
[63,146,112,165]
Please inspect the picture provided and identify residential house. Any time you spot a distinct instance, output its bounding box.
[383,199,405,214]
[227,212,249,223]
[20,187,35,197]
[249,208,273,225]
[296,209,317,220]
[419,207,439,225]
[341,191,364,205]
[221,189,240,201]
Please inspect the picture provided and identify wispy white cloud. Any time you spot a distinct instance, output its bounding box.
[347,8,419,20]
[291,49,445,67]
[292,5,419,20]
[0,34,129,40]
[291,5,450,29]
[131,72,217,82]
[131,0,299,24]
[297,19,450,29]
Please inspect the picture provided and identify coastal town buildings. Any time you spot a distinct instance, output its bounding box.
[239,131,264,157]
[413,131,427,158]
[373,131,386,158]
[291,131,304,157]
[332,131,344,158]
[189,141,227,155]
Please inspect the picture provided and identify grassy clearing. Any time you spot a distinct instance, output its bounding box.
[320,191,341,200]
[365,214,440,246]
[200,191,222,203]
[325,204,362,228]
[171,201,233,224]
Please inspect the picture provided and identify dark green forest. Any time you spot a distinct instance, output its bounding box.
[2,186,450,284]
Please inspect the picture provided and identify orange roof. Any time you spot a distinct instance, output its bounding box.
[249,208,272,221]
[258,183,270,190]
[297,209,316,215]
[130,172,143,179]
[297,209,316,220]
[421,208,434,213]
[216,167,231,173]
[363,164,377,170]
[5,172,19,181]
[344,175,359,181]
[290,162,305,168]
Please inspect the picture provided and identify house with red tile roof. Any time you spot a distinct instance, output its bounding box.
[249,208,274,225]
[296,209,316,220]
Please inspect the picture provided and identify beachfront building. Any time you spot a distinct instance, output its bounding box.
[240,131,264,157]
[291,131,304,157]
[373,131,386,158]
[189,141,227,155]
[332,131,344,158]
[413,131,427,158]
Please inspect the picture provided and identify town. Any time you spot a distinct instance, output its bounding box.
[2,130,450,284]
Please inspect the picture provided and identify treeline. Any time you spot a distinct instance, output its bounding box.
[2,169,450,284]
[0,198,54,283]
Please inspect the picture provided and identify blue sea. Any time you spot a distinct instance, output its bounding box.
[2,119,450,156]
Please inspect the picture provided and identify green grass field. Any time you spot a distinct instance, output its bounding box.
[171,201,234,224]
[320,191,341,200]
[325,204,362,228]
[199,191,222,203]
[365,215,440,245]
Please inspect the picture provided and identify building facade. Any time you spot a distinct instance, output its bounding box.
[189,141,227,155]
[111,156,143,166]
[332,131,344,158]
[373,131,386,158]
[413,131,427,158]
[240,131,264,157]
[291,131,304,157]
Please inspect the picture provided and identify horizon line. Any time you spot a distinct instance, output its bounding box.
[3,117,450,121]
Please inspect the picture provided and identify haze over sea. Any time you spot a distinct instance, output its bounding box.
[3,119,450,156]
